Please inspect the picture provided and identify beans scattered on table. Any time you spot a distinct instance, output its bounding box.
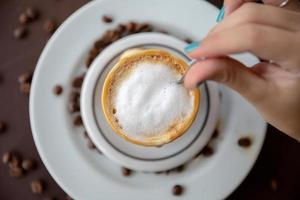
[26,7,39,20]
[2,152,12,164]
[43,19,57,35]
[19,13,29,25]
[13,27,28,39]
[31,180,44,194]
[20,82,31,95]
[21,159,35,171]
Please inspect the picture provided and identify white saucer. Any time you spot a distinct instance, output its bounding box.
[30,0,267,199]
[81,33,220,172]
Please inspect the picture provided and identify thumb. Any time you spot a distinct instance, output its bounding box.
[184,57,267,104]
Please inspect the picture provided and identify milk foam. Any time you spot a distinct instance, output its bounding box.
[114,62,194,138]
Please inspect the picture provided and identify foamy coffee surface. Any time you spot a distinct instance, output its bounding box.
[112,61,194,139]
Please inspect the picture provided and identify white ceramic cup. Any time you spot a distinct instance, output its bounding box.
[81,33,220,172]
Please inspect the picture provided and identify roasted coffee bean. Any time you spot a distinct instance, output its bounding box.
[102,15,113,23]
[73,115,82,126]
[2,152,12,164]
[87,138,96,149]
[8,155,20,168]
[93,39,107,49]
[126,21,137,33]
[19,13,29,25]
[20,83,31,95]
[212,129,219,139]
[136,23,151,32]
[72,76,84,88]
[53,85,63,95]
[116,24,126,34]
[270,179,278,191]
[21,159,35,171]
[69,91,80,102]
[238,137,252,148]
[18,72,32,84]
[89,47,99,58]
[0,121,7,133]
[172,185,184,196]
[26,7,39,20]
[121,167,132,176]
[85,56,94,68]
[43,19,56,35]
[184,38,193,44]
[68,101,80,113]
[202,145,214,157]
[9,166,24,178]
[31,180,44,194]
[175,165,184,173]
[14,27,28,39]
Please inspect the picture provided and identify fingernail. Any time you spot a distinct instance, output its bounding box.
[216,6,225,23]
[184,41,201,53]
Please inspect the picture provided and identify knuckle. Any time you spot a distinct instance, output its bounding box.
[243,24,262,50]
[240,2,260,17]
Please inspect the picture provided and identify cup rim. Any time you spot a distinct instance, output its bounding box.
[101,48,200,147]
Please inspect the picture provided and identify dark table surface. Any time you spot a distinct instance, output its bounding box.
[0,0,299,199]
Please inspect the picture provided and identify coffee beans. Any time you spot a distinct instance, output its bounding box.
[8,155,20,168]
[20,82,31,95]
[2,152,12,164]
[87,138,96,149]
[72,76,84,88]
[9,166,24,178]
[201,145,214,157]
[31,180,44,194]
[102,15,113,23]
[18,72,32,84]
[14,27,28,39]
[21,159,35,171]
[0,121,7,133]
[238,137,252,148]
[212,129,219,139]
[69,91,80,102]
[270,179,278,191]
[126,21,137,33]
[172,185,184,196]
[43,19,56,35]
[121,167,132,176]
[26,7,39,20]
[19,13,29,25]
[53,85,63,96]
[73,115,82,126]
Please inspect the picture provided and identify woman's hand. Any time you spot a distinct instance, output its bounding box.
[184,1,300,141]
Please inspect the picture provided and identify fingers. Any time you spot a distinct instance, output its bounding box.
[224,0,257,15]
[224,0,300,15]
[210,3,300,35]
[189,24,299,71]
[184,57,268,104]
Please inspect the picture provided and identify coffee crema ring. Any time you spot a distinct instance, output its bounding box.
[102,49,200,146]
